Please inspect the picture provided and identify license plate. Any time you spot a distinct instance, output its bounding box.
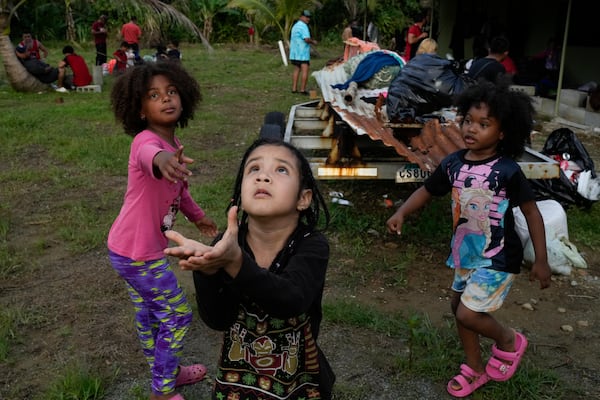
[395,164,431,183]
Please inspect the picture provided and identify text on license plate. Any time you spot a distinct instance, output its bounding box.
[396,164,431,183]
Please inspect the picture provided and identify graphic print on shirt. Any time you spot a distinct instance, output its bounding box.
[216,303,322,399]
[161,196,180,232]
[451,187,493,268]
[448,159,510,269]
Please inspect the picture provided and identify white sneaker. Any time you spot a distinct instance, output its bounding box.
[55,87,69,93]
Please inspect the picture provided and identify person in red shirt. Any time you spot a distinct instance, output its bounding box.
[56,45,92,91]
[121,16,142,62]
[16,32,49,60]
[501,55,518,78]
[403,11,429,61]
[113,41,130,74]
[91,15,108,66]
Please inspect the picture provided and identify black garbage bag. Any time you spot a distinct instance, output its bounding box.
[529,128,597,208]
[386,53,470,122]
[541,128,596,174]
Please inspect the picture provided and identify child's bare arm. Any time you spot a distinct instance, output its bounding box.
[520,200,552,289]
[386,186,432,235]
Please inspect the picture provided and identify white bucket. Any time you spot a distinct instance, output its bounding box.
[513,199,568,246]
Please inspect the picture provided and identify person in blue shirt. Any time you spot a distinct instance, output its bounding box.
[289,10,318,94]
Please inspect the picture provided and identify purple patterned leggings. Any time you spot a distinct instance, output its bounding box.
[109,250,192,395]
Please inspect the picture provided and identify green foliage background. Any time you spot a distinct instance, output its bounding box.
[9,0,424,47]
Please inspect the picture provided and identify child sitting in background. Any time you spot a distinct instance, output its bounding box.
[155,44,169,61]
[112,41,129,74]
[167,40,182,61]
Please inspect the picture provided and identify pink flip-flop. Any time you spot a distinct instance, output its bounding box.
[170,394,185,400]
[447,363,490,398]
[175,364,207,387]
[486,330,528,382]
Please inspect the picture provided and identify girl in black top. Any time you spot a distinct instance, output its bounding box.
[165,138,334,399]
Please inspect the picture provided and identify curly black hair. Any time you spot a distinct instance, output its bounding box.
[228,138,330,230]
[454,79,534,159]
[110,61,201,136]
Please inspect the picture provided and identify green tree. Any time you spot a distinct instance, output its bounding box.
[0,0,212,92]
[191,0,234,43]
[227,0,316,45]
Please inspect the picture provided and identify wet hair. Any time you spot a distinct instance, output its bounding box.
[62,45,74,54]
[228,138,330,230]
[110,61,201,136]
[454,79,534,159]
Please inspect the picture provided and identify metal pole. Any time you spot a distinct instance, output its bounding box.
[554,0,572,116]
[363,0,367,41]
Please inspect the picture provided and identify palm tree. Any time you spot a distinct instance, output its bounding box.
[0,0,212,92]
[0,0,49,92]
[227,0,316,46]
[192,0,231,43]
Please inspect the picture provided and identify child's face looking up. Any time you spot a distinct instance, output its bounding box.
[240,145,312,219]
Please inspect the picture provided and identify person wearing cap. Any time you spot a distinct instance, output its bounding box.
[92,15,108,66]
[290,10,317,95]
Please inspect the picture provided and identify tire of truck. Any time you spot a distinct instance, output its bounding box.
[264,111,286,133]
[259,124,284,140]
[260,111,286,140]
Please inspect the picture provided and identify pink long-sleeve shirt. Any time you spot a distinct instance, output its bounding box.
[108,130,205,261]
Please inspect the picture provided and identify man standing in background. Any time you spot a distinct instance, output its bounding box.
[91,15,108,66]
[289,10,317,95]
[121,16,142,62]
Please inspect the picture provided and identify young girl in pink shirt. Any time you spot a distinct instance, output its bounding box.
[108,61,217,400]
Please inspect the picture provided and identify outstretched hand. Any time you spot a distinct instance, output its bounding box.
[154,145,195,183]
[164,206,243,276]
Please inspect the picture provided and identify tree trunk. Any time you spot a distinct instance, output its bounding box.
[65,1,76,42]
[0,8,50,92]
[203,18,213,44]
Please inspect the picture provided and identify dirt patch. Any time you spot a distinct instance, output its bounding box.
[1,121,600,400]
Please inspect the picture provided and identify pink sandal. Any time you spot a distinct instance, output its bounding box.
[447,364,490,398]
[175,364,207,387]
[485,331,528,381]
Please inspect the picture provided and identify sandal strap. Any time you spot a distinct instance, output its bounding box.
[459,363,481,378]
